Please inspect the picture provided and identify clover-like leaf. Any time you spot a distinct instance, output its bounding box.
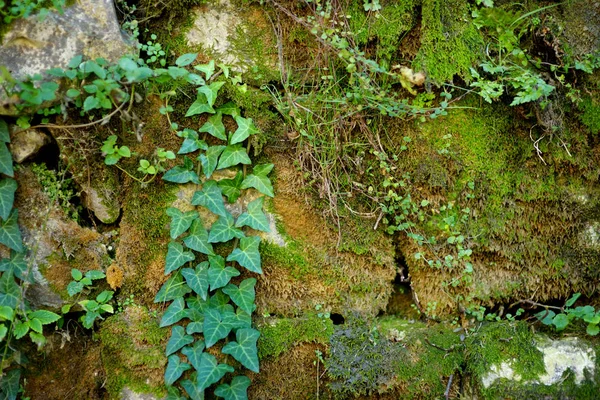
[0,209,23,252]
[203,308,234,348]
[217,145,251,170]
[183,220,214,256]
[222,328,260,373]
[192,180,228,218]
[167,208,198,239]
[165,354,191,386]
[155,271,193,303]
[199,145,226,179]
[235,197,270,232]
[199,112,226,141]
[215,376,251,400]
[218,171,243,203]
[181,340,206,371]
[196,352,234,390]
[165,242,195,275]
[160,297,187,327]
[222,279,256,315]
[552,313,569,331]
[230,115,259,145]
[0,178,17,221]
[208,255,240,290]
[181,262,210,300]
[208,214,245,243]
[198,81,225,107]
[227,236,262,274]
[166,325,194,356]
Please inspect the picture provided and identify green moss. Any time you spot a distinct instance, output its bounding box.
[413,0,483,84]
[99,306,168,398]
[348,0,419,68]
[257,314,334,359]
[260,240,312,279]
[579,95,600,134]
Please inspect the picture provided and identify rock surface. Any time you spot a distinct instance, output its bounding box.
[9,126,51,163]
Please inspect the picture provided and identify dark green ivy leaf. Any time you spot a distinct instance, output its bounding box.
[199,112,226,141]
[165,242,195,275]
[181,262,210,300]
[217,145,251,170]
[217,171,243,204]
[0,178,15,222]
[226,236,262,274]
[215,376,251,400]
[166,207,198,239]
[208,214,244,244]
[0,271,20,308]
[165,354,191,386]
[0,142,13,177]
[154,271,193,303]
[191,180,228,218]
[181,340,206,371]
[198,145,226,179]
[221,328,260,373]
[0,368,20,400]
[0,250,31,282]
[203,308,234,348]
[222,278,256,315]
[0,209,23,252]
[166,325,194,356]
[235,197,270,232]
[230,115,259,145]
[183,219,214,256]
[160,297,187,328]
[195,352,234,391]
[207,255,240,291]
[0,119,10,143]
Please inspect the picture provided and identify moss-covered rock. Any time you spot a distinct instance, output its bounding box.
[99,305,168,399]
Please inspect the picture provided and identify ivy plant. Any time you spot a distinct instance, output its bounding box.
[155,57,273,400]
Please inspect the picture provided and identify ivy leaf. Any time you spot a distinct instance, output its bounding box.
[215,376,251,400]
[191,180,228,218]
[225,308,252,329]
[235,197,270,232]
[165,242,195,275]
[253,164,274,176]
[198,81,225,107]
[154,271,193,302]
[0,271,19,308]
[0,250,31,282]
[160,297,187,328]
[208,214,245,243]
[166,325,194,356]
[227,236,262,274]
[209,291,235,314]
[230,115,259,145]
[165,354,191,386]
[222,328,260,373]
[0,178,17,221]
[194,60,215,80]
[196,352,234,390]
[166,386,187,400]
[217,102,240,118]
[181,340,206,371]
[0,119,10,143]
[185,97,215,117]
[241,174,274,198]
[203,308,234,348]
[28,310,60,325]
[0,369,20,400]
[186,321,204,335]
[181,378,205,400]
[178,129,208,154]
[199,112,226,141]
[198,145,226,179]
[217,145,251,170]
[0,209,21,252]
[208,255,240,290]
[176,53,198,67]
[163,164,200,185]
[218,171,243,204]
[181,262,210,300]
[167,208,198,239]
[0,143,13,178]
[222,279,256,315]
[183,220,215,256]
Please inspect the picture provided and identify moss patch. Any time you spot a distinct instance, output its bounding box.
[99,305,168,398]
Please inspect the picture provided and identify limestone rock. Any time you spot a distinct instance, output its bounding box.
[0,0,136,115]
[9,126,51,163]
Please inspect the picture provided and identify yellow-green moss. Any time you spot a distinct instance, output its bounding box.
[413,0,483,84]
[98,306,168,399]
[257,314,334,359]
[579,95,600,134]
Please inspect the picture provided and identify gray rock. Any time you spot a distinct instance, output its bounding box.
[120,388,162,400]
[9,126,51,163]
[0,0,136,115]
